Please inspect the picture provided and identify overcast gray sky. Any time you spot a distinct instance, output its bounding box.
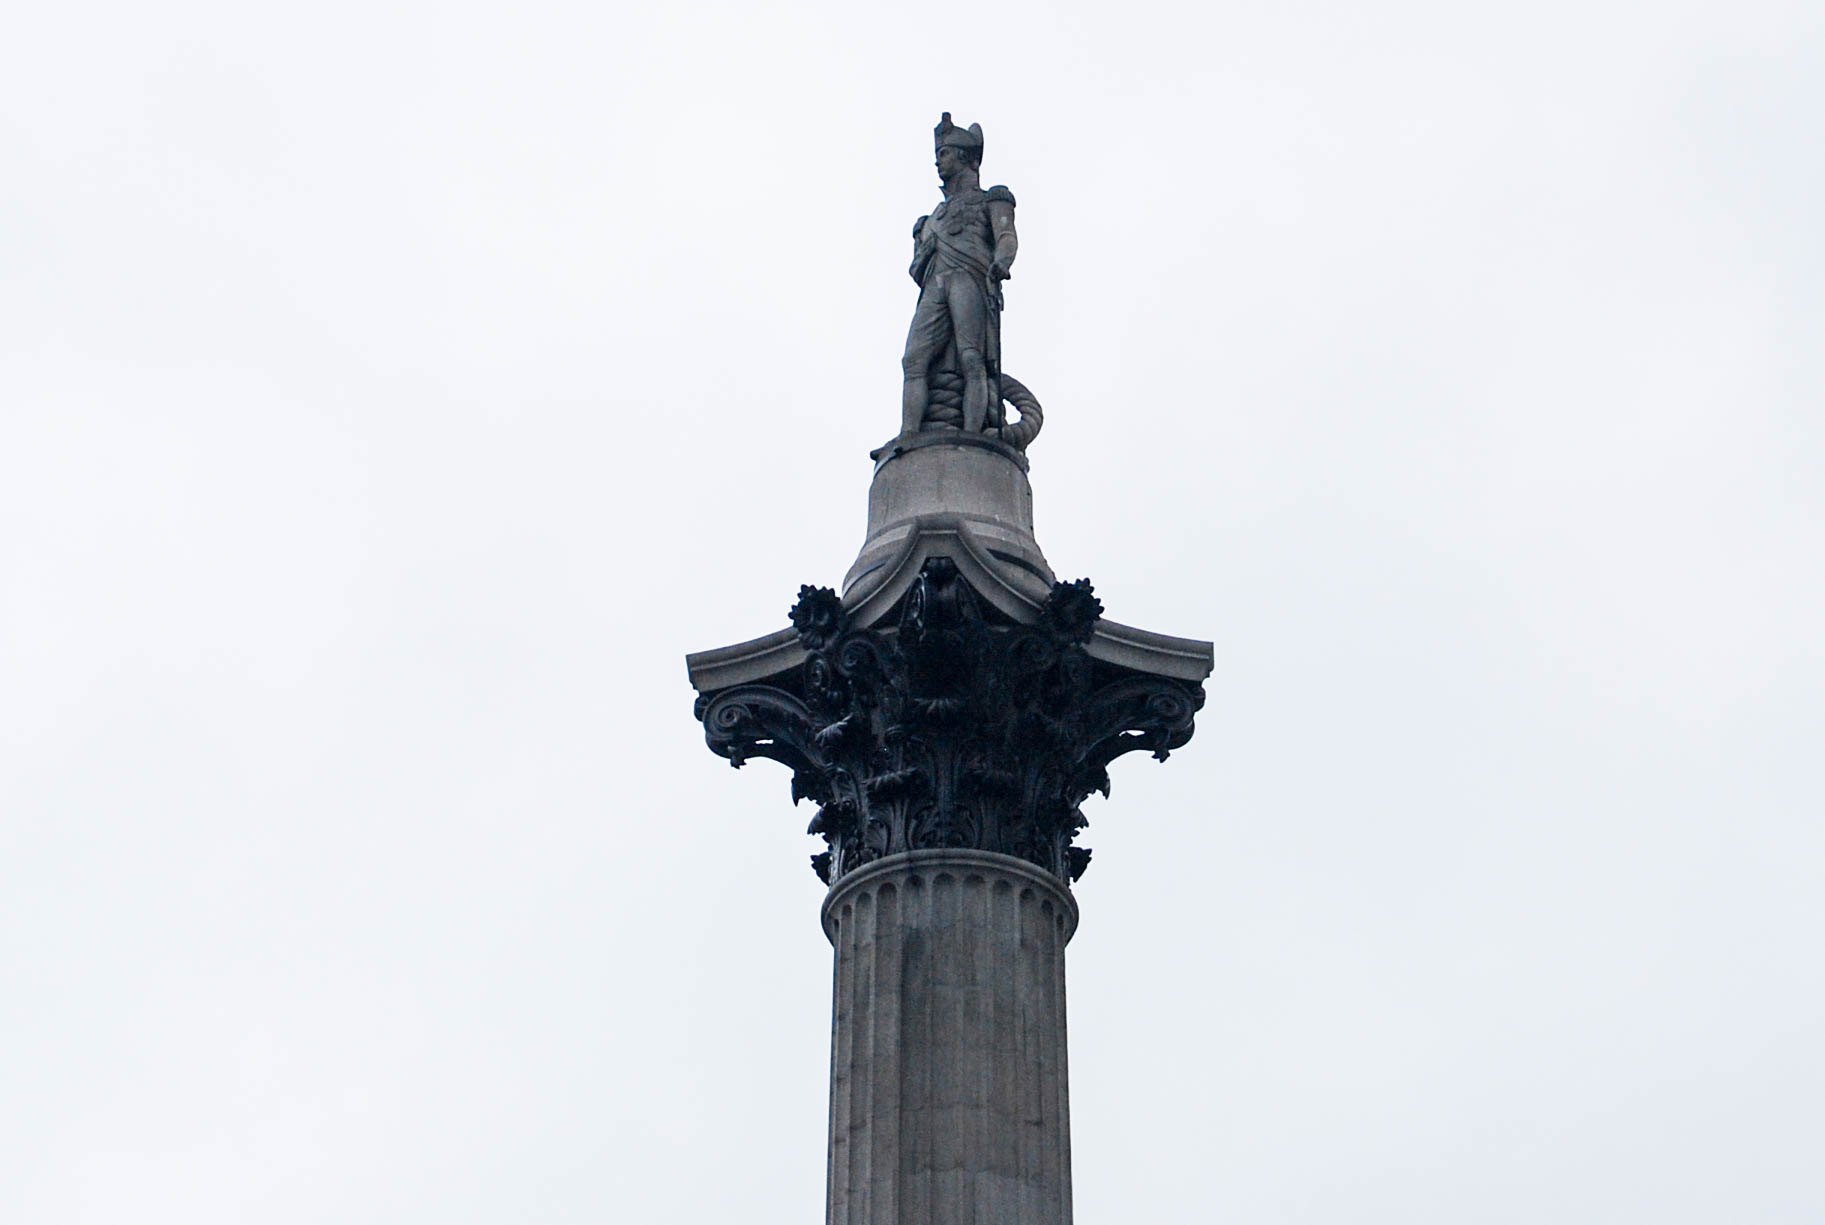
[4,1,1822,1221]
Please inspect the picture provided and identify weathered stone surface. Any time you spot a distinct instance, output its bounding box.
[823,850,1075,1225]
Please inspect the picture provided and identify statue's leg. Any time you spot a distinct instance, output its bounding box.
[951,278,991,434]
[901,284,949,436]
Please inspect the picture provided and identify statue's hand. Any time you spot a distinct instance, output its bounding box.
[990,260,1011,282]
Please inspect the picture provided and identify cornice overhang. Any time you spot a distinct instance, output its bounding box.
[687,516,1212,694]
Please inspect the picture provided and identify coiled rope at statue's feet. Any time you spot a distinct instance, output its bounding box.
[920,372,1044,449]
[996,375,1044,448]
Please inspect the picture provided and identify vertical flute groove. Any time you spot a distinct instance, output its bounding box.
[869,883,901,1223]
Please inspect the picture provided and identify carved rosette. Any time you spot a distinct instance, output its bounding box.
[693,558,1205,886]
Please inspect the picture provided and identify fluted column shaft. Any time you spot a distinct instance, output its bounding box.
[821,850,1077,1225]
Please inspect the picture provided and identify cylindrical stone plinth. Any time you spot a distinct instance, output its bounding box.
[821,850,1078,1225]
[843,436,1053,601]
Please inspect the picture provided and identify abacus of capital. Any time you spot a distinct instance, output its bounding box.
[686,114,1213,1225]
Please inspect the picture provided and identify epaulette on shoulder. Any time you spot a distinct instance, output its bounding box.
[985,185,1016,206]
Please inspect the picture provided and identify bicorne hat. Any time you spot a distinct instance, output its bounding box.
[934,112,984,159]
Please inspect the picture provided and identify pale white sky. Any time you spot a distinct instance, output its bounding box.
[4,2,1822,1222]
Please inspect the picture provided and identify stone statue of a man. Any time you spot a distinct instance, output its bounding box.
[899,114,1019,440]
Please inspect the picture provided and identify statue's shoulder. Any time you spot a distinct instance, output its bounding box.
[985,184,1016,207]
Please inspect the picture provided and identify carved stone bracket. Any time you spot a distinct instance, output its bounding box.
[693,558,1205,886]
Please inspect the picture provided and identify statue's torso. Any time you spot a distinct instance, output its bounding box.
[916,186,1011,284]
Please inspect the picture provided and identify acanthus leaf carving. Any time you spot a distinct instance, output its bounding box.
[694,561,1205,886]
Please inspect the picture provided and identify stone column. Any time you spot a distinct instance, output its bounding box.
[687,436,1211,1224]
[822,850,1076,1225]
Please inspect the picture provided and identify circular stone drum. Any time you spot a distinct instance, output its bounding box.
[843,434,1054,602]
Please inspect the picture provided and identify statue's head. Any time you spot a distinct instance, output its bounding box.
[934,113,984,176]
